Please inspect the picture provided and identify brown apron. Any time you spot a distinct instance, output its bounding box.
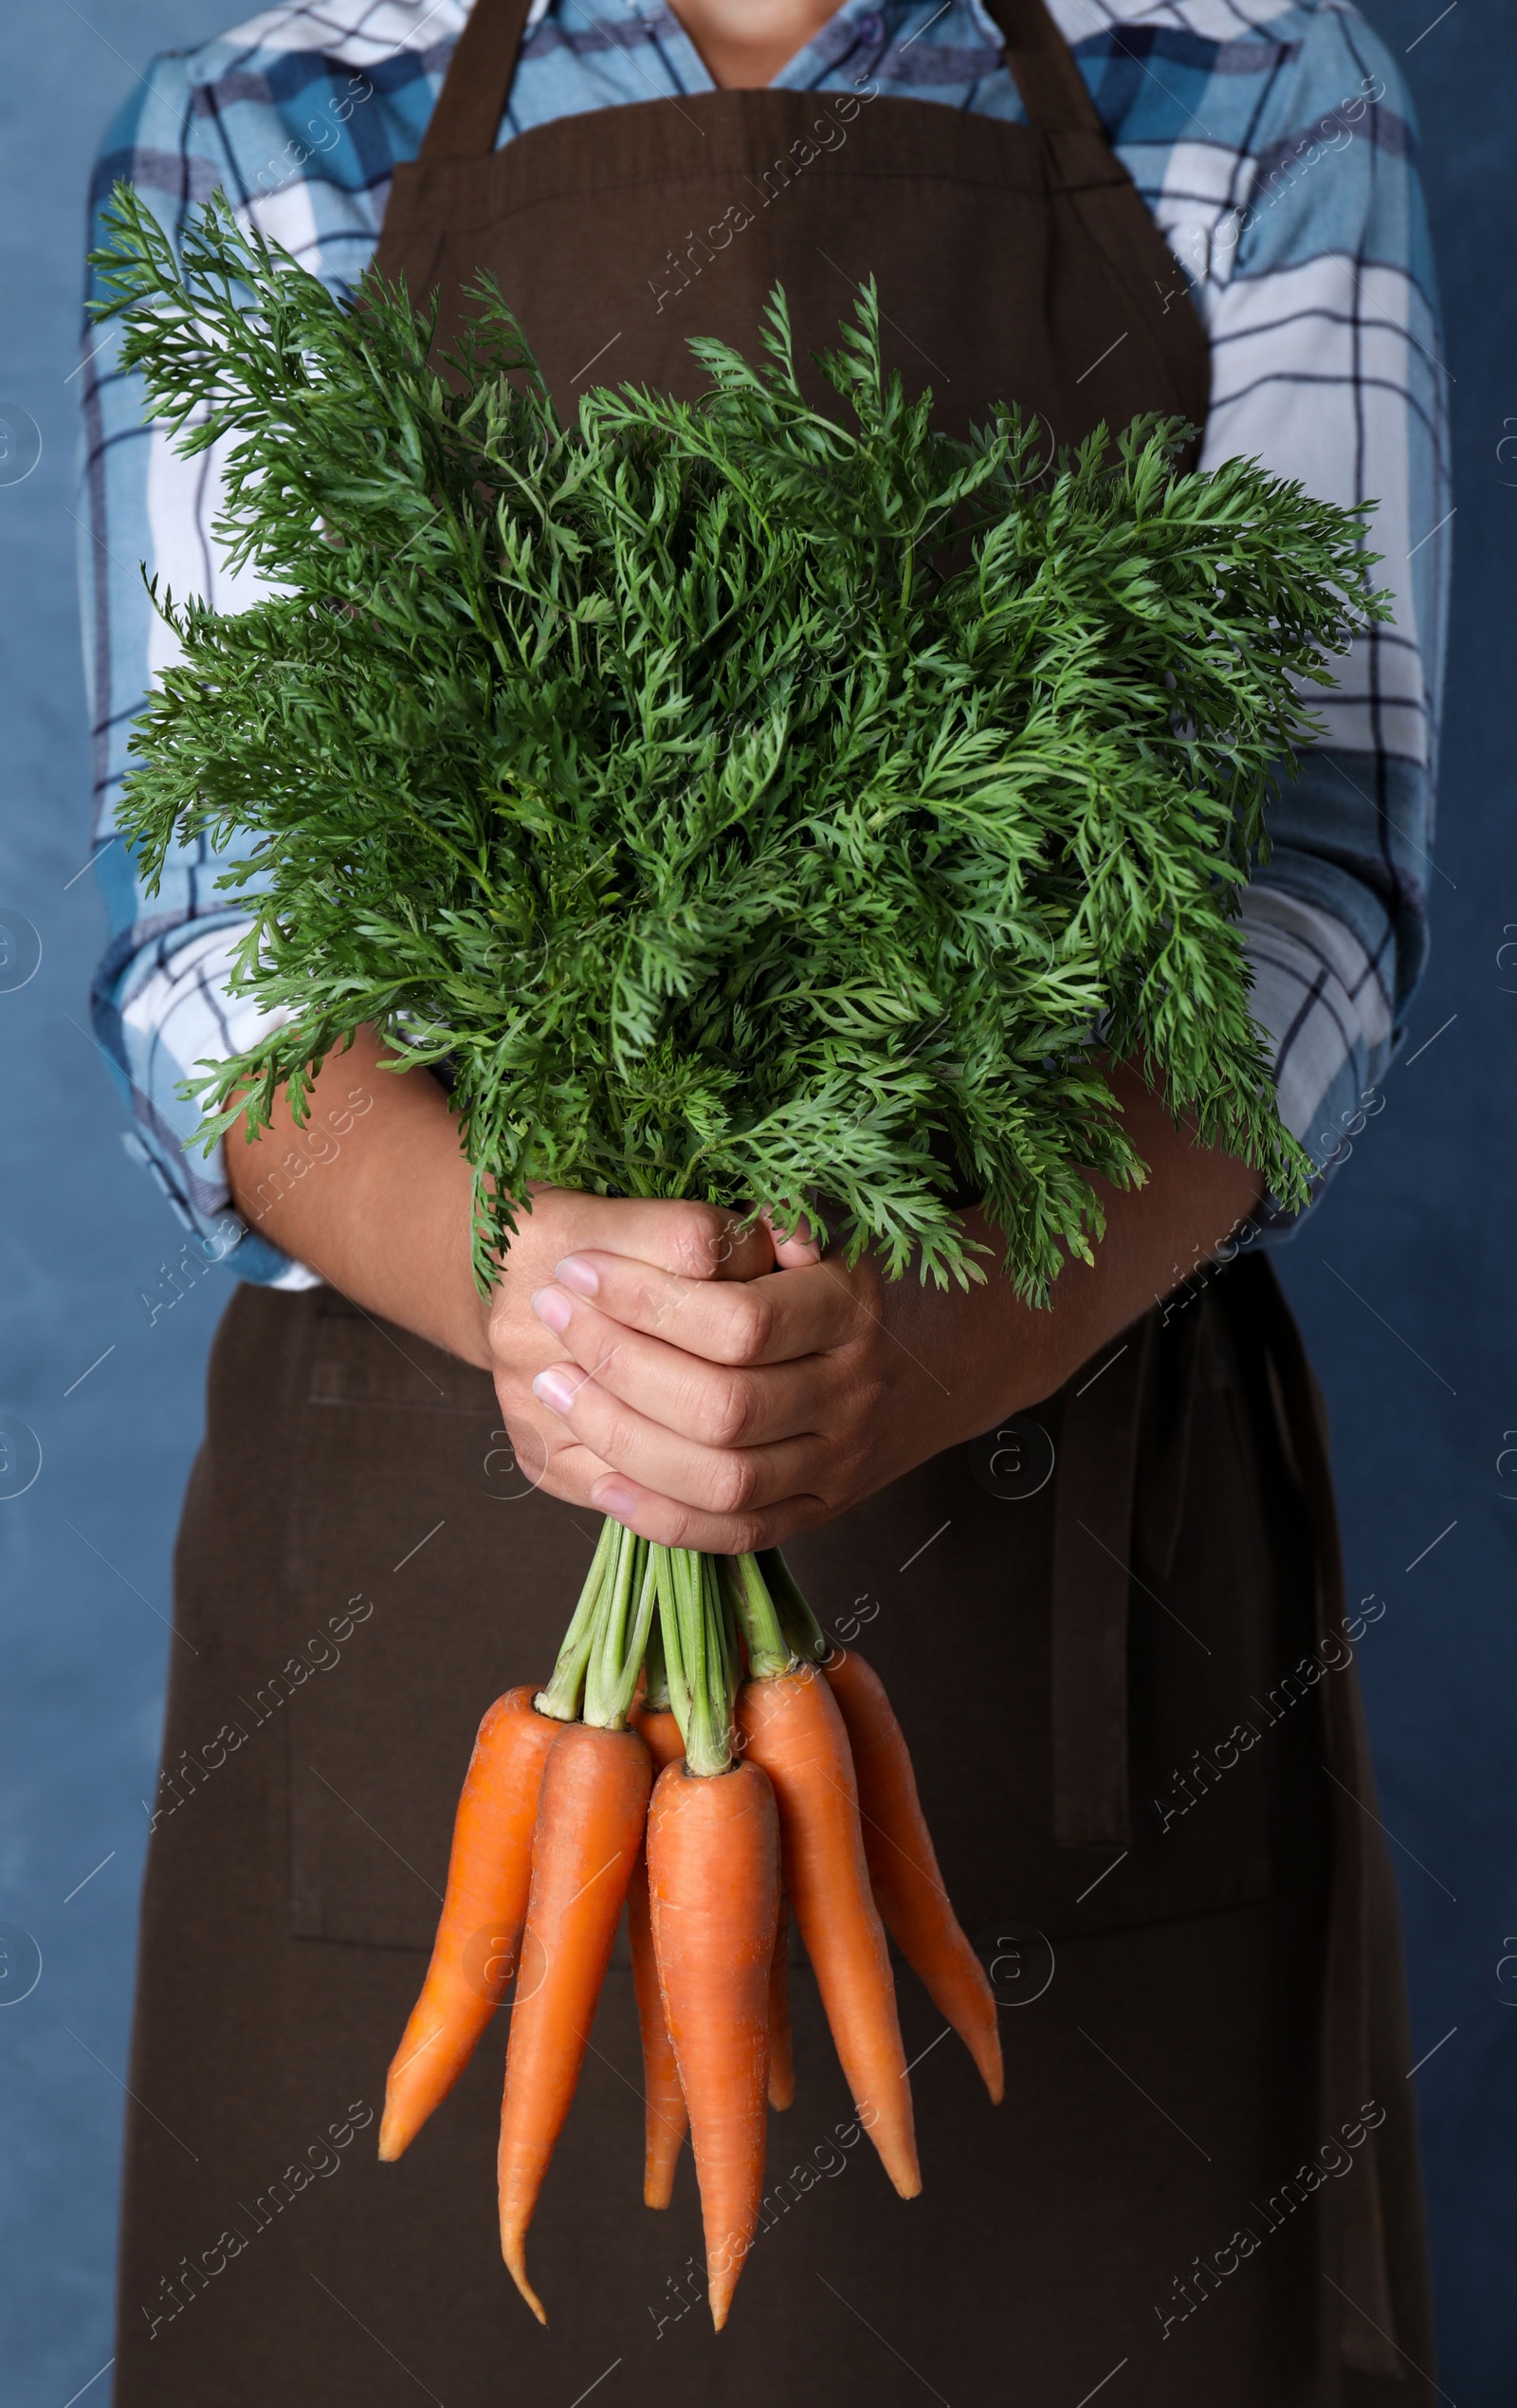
[113,4,1435,2399]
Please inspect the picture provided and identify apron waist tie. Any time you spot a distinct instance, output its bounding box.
[1050,1258,1401,2377]
[1050,1315,1154,1850]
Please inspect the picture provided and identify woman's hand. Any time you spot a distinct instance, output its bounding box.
[514,1064,1265,1548]
[483,1189,788,1498]
[517,1217,1031,1548]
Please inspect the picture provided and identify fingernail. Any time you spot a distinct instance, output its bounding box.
[530,1285,573,1333]
[532,1367,578,1415]
[554,1254,599,1296]
[591,1479,636,1516]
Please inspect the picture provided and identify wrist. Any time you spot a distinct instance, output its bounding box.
[960,1111,1265,1420]
[224,1029,498,1369]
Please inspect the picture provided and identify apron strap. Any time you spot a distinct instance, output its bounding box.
[417,0,1103,163]
[1132,1289,1203,1585]
[980,0,1105,137]
[417,0,536,162]
[1221,1255,1403,2380]
[1050,1314,1154,1849]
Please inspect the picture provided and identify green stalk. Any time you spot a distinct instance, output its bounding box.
[654,1545,735,1776]
[721,1553,793,1681]
[703,1553,742,1763]
[642,1608,671,1711]
[535,1515,617,1721]
[678,1550,721,1775]
[530,1534,817,1750]
[584,1530,656,1730]
[757,1546,829,1662]
[652,1545,691,1737]
[581,1521,638,1726]
[711,1553,741,1729]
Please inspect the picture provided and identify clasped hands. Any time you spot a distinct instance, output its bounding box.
[485,1187,1076,1552]
[223,1030,1253,1522]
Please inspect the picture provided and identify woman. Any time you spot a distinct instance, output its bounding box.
[81,1,1447,2399]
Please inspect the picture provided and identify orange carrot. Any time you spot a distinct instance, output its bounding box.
[647,1758,779,2329]
[736,1669,920,2199]
[767,1893,795,2111]
[379,1684,558,2162]
[498,1723,651,2321]
[822,1647,1003,2104]
[627,1702,688,2206]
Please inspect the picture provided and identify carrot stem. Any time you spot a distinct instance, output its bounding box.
[652,1545,692,1737]
[722,1553,792,1681]
[537,1516,617,1722]
[758,1547,828,1664]
[654,1545,735,1776]
[642,1608,672,1712]
[584,1527,653,1730]
[539,1520,657,1731]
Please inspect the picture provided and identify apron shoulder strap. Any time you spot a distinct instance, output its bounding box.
[979,0,1104,136]
[418,0,1103,163]
[418,0,537,162]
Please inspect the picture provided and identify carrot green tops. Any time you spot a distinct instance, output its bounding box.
[78,0,1448,1284]
[97,193,1388,1296]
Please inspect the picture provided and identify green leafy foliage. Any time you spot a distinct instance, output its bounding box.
[93,186,1385,1296]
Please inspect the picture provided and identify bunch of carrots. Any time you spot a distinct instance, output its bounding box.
[377,1529,1001,2328]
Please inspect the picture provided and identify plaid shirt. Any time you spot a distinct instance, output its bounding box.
[78,0,1450,1287]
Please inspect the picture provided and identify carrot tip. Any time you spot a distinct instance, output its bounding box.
[862,2114,921,2199]
[502,2239,548,2325]
[375,2110,409,2162]
[968,2029,1005,2105]
[767,2074,795,2112]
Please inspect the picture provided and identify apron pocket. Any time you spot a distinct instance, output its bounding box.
[282,1294,600,1950]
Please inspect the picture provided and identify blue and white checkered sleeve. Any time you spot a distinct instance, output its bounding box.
[77,56,346,1288]
[1184,6,1450,1225]
[79,20,429,1282]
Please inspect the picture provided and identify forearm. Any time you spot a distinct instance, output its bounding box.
[224,1027,492,1369]
[223,1032,782,1443]
[989,1058,1264,1411]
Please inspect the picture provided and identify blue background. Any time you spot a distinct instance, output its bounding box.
[0,3,1509,2400]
